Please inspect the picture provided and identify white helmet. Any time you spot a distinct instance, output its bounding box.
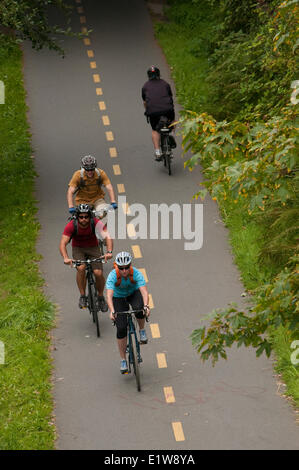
[115,251,132,266]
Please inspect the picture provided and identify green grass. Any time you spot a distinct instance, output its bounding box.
[154,3,299,408]
[0,34,55,449]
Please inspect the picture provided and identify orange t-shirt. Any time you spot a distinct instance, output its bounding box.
[69,168,111,205]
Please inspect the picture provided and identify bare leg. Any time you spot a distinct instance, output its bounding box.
[152,129,160,151]
[93,269,105,296]
[117,337,127,360]
[76,266,86,295]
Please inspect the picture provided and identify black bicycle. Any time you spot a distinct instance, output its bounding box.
[73,257,105,337]
[114,309,148,392]
[158,117,175,176]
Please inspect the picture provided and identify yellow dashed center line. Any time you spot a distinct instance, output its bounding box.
[109,147,117,157]
[150,323,161,338]
[139,268,148,282]
[102,115,110,126]
[164,387,175,404]
[132,245,142,258]
[122,202,131,215]
[106,131,114,141]
[156,353,167,368]
[98,101,106,111]
[148,294,154,309]
[172,422,185,442]
[78,7,185,443]
[112,164,121,175]
[117,184,125,193]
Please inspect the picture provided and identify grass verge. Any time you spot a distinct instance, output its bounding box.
[0,33,55,449]
[152,4,299,408]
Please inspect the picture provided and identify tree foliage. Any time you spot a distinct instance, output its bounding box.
[0,0,81,54]
[178,0,299,363]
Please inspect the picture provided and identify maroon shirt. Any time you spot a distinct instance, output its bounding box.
[63,218,104,247]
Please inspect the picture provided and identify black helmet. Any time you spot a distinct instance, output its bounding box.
[75,203,92,217]
[81,155,97,170]
[147,66,160,80]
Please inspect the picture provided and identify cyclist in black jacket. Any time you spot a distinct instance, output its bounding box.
[142,66,176,161]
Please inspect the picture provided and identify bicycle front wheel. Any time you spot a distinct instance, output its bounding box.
[131,333,141,392]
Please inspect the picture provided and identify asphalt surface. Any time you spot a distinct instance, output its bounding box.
[22,0,299,450]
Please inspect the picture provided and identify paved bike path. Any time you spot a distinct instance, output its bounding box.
[22,0,298,450]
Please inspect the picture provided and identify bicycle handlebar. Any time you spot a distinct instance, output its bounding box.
[72,256,106,266]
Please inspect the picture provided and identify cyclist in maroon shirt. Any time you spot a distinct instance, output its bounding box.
[59,203,113,311]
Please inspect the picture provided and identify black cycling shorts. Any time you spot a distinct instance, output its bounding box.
[149,110,175,131]
[113,290,145,339]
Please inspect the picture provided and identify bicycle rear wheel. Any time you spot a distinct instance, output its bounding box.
[88,279,100,338]
[130,333,141,392]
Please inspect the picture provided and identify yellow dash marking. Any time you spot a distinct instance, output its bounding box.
[157,353,167,369]
[117,184,125,193]
[77,7,84,13]
[164,387,175,404]
[113,164,121,175]
[127,224,136,238]
[150,323,160,338]
[122,202,131,215]
[172,422,185,442]
[84,38,91,46]
[139,268,148,282]
[80,16,86,24]
[109,147,117,157]
[93,74,101,83]
[102,115,110,126]
[106,131,114,141]
[81,27,87,34]
[90,61,97,69]
[98,101,106,111]
[132,245,142,258]
[149,294,154,309]
[87,50,94,58]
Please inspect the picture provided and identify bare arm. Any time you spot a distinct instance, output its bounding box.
[67,185,77,209]
[107,289,115,319]
[105,183,116,204]
[59,234,73,265]
[139,285,150,317]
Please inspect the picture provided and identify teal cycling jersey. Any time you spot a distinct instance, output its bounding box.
[106,267,146,298]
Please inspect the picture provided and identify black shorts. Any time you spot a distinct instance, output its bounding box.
[149,110,175,131]
[113,290,144,339]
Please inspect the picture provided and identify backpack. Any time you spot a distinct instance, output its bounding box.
[68,217,96,242]
[77,167,102,189]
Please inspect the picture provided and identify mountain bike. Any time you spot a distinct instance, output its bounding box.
[73,257,105,338]
[114,309,148,392]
